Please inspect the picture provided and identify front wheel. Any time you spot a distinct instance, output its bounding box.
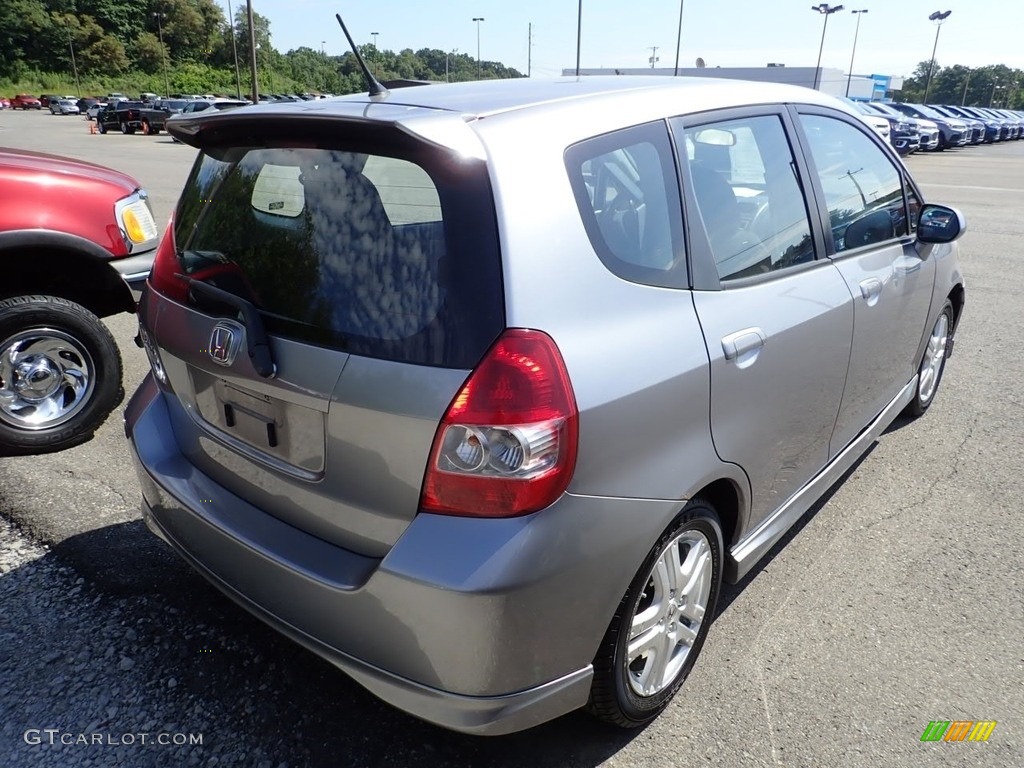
[97,121,107,134]
[904,299,954,418]
[587,498,723,728]
[0,295,124,454]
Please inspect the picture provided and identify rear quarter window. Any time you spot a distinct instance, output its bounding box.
[565,121,687,289]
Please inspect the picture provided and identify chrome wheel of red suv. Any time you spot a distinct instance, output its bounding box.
[0,296,123,453]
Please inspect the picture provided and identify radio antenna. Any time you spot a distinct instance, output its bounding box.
[335,13,389,98]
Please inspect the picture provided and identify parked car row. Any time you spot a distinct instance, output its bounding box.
[849,99,1023,155]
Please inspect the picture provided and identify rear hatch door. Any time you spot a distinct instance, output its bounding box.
[146,112,503,557]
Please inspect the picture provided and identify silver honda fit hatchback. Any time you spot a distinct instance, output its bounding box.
[126,76,966,734]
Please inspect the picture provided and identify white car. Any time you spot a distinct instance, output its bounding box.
[49,99,80,116]
[86,102,107,120]
[842,98,892,144]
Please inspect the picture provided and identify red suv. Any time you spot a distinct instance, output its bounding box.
[0,149,158,453]
[11,94,42,110]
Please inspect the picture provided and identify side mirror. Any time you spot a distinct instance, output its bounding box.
[917,204,966,244]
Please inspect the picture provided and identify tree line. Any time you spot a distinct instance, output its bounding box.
[898,61,1022,109]
[0,0,523,96]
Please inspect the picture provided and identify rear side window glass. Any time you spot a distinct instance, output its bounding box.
[173,145,503,368]
[799,114,909,253]
[565,121,686,289]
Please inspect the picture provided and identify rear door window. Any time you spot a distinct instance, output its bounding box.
[173,144,503,368]
[676,114,816,282]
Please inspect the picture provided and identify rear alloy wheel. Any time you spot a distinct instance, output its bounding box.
[905,299,954,418]
[0,296,123,454]
[587,498,722,727]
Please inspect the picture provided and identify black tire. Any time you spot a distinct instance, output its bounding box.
[120,121,134,135]
[587,498,723,728]
[904,299,954,418]
[149,125,160,135]
[0,295,124,454]
[97,121,107,134]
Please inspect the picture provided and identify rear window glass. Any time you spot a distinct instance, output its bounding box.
[173,144,503,368]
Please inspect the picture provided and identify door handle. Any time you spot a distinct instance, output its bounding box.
[722,327,767,361]
[859,277,883,305]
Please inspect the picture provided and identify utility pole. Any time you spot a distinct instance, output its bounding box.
[649,46,659,69]
[961,69,971,105]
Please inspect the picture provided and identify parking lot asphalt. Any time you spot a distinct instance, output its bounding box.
[1,107,1022,767]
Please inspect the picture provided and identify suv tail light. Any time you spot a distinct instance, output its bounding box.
[420,329,579,518]
[149,215,188,303]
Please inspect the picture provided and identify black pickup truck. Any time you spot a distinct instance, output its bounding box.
[95,101,145,134]
[139,99,188,134]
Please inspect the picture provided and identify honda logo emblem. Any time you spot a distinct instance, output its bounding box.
[208,322,242,366]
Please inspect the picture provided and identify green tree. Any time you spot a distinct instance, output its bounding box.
[79,0,147,43]
[80,34,129,74]
[133,31,167,74]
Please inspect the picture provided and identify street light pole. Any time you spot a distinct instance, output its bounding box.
[922,10,951,104]
[246,1,259,103]
[472,17,484,80]
[227,0,242,99]
[961,69,971,105]
[63,17,81,97]
[811,4,845,91]
[673,0,685,76]
[371,31,379,77]
[152,11,170,97]
[845,9,867,97]
[575,1,582,76]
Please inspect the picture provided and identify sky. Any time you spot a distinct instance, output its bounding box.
[216,1,1024,80]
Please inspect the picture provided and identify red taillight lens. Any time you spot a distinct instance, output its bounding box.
[148,216,188,303]
[421,329,579,517]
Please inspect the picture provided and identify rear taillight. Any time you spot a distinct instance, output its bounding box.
[420,329,579,518]
[148,215,188,303]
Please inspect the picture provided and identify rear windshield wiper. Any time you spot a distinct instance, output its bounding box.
[177,275,276,378]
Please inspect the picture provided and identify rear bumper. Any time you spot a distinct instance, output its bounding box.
[125,375,679,734]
